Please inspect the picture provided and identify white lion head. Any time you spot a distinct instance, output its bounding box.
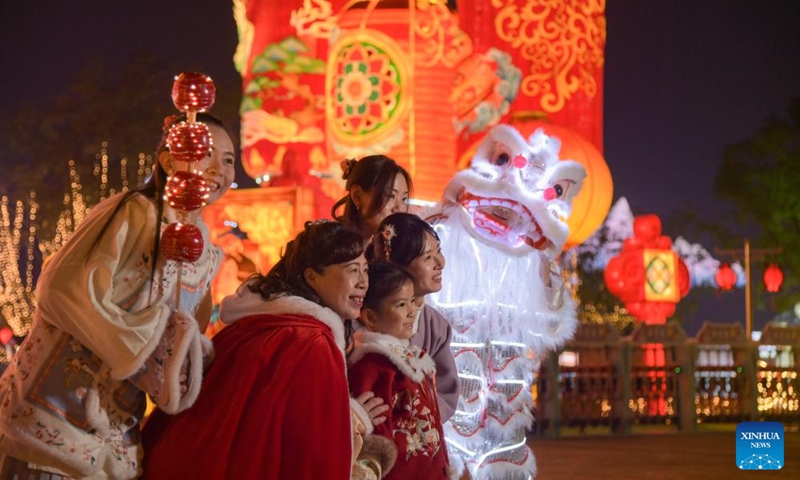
[442,124,586,258]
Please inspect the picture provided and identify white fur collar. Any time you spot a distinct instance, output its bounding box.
[348,331,436,382]
[221,291,347,352]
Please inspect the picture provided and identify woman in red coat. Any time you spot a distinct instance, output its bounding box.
[142,221,390,480]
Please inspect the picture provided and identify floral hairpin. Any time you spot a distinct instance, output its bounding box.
[340,158,356,180]
[306,219,330,227]
[162,114,181,134]
[380,223,396,260]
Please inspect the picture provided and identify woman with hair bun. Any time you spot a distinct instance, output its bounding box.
[332,155,412,240]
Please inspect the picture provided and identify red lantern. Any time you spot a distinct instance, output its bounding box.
[715,263,737,291]
[0,327,13,345]
[603,214,691,324]
[165,171,209,211]
[763,263,784,293]
[167,122,212,163]
[172,72,216,113]
[161,223,204,263]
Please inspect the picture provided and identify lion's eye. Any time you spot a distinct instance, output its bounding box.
[492,153,510,166]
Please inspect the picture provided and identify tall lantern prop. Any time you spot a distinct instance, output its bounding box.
[715,263,737,291]
[763,263,783,293]
[163,72,215,308]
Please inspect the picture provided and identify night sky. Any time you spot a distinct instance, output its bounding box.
[1,1,241,100]
[604,1,800,229]
[2,1,799,331]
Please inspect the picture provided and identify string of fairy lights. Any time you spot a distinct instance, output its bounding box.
[2,72,211,340]
[0,148,153,338]
[0,195,36,337]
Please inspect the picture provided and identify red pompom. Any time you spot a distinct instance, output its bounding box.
[167,122,211,163]
[161,223,204,263]
[165,171,209,212]
[171,72,216,113]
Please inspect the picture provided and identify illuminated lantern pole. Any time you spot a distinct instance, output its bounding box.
[604,214,690,418]
[716,240,783,338]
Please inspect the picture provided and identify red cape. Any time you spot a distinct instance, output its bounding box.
[142,313,352,480]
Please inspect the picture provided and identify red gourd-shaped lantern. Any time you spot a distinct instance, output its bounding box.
[167,121,212,163]
[161,223,205,263]
[172,72,216,114]
[763,263,784,293]
[165,171,209,212]
[161,72,217,264]
[715,263,737,291]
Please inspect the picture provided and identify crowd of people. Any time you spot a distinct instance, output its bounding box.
[0,115,461,480]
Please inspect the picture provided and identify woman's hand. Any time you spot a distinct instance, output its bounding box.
[355,391,389,426]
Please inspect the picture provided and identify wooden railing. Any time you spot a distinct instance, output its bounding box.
[533,322,800,437]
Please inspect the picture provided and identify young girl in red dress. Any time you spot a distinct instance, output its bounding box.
[348,262,452,480]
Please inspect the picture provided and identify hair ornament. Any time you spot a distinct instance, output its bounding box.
[380,223,397,260]
[162,114,181,133]
[340,158,356,180]
[306,219,331,228]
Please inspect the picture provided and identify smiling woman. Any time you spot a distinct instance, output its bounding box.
[141,220,396,480]
[332,155,413,240]
[0,113,235,479]
[368,212,460,423]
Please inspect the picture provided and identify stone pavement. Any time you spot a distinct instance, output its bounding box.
[528,429,799,479]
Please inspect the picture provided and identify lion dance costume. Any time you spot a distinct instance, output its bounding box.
[427,124,586,479]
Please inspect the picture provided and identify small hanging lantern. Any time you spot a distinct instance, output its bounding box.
[715,263,737,291]
[763,263,784,293]
[0,327,13,345]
